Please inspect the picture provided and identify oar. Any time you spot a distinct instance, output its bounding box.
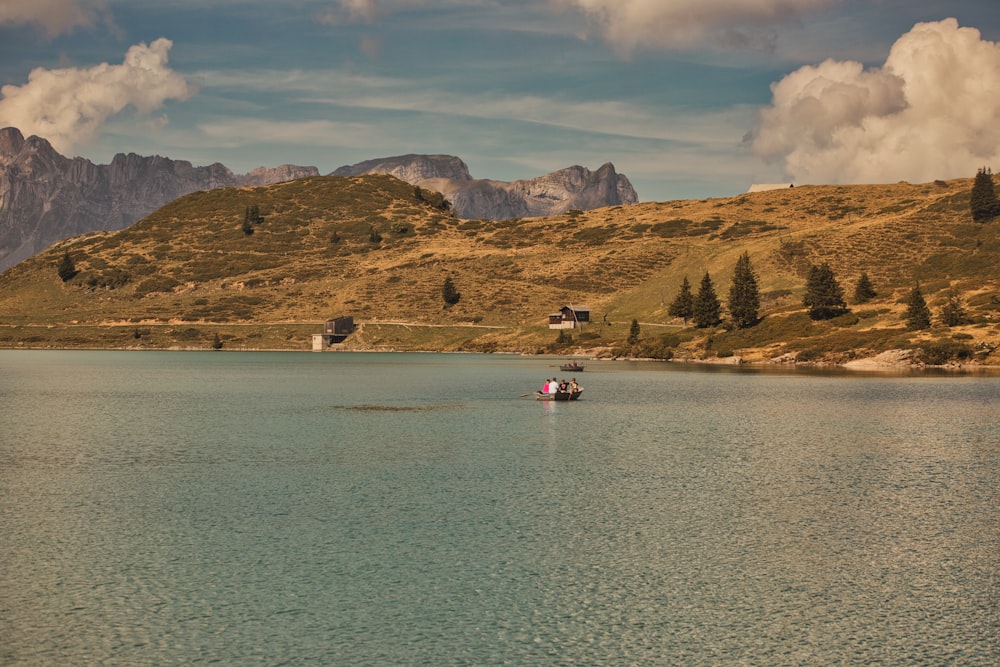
[518,393,536,398]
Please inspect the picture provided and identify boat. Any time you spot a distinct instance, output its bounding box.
[559,361,585,372]
[535,389,583,401]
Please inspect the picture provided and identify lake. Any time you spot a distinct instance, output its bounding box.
[1,351,997,665]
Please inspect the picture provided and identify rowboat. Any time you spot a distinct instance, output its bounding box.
[535,389,583,401]
[559,362,585,372]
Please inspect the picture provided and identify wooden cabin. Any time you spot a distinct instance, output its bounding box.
[312,316,356,350]
[548,306,590,330]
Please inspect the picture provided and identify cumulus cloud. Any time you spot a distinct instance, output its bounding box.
[0,0,111,38]
[749,19,1000,185]
[552,0,840,54]
[0,38,194,155]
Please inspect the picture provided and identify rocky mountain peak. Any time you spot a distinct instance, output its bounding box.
[0,129,639,271]
[0,127,319,272]
[334,154,473,183]
[0,127,26,163]
[333,154,638,219]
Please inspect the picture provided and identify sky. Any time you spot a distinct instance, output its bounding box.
[1,0,998,203]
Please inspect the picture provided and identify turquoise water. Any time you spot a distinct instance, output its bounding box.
[1,351,998,665]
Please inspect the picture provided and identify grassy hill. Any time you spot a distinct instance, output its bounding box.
[1,173,998,365]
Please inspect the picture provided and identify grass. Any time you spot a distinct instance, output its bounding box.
[1,174,998,364]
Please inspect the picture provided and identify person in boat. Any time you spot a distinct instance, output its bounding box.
[558,379,569,393]
[569,378,581,393]
[548,378,559,396]
[541,378,551,393]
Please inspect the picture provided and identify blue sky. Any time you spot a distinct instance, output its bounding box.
[1,0,998,202]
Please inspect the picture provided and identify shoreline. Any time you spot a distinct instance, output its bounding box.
[3,343,998,375]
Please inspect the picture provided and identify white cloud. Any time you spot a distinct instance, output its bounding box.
[0,39,194,155]
[750,18,1000,185]
[0,0,110,38]
[551,0,840,54]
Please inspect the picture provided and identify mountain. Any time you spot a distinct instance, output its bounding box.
[0,172,996,366]
[0,130,639,271]
[0,127,319,272]
[332,154,639,218]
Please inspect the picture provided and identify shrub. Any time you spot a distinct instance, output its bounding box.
[940,291,968,327]
[57,251,79,281]
[919,341,974,365]
[135,275,180,294]
[796,348,826,362]
[86,269,131,289]
[830,313,860,327]
[634,339,673,360]
[442,276,461,306]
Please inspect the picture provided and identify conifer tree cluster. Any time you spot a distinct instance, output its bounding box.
[660,235,964,336]
[853,272,877,304]
[905,284,932,329]
[57,251,78,282]
[668,276,694,323]
[728,251,760,329]
[441,276,461,307]
[242,204,263,236]
[803,262,847,320]
[628,319,641,345]
[970,167,1000,222]
[693,272,721,328]
[940,290,967,327]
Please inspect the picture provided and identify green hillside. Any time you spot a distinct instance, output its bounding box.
[1,173,998,365]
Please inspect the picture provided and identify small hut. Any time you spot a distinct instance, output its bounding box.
[548,305,590,330]
[312,316,356,350]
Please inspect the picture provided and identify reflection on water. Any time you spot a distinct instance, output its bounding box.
[1,351,997,665]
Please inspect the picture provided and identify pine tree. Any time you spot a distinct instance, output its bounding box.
[905,284,932,330]
[693,271,721,328]
[628,318,640,345]
[57,251,77,282]
[804,262,847,320]
[441,276,461,306]
[970,167,999,222]
[940,290,967,327]
[853,272,877,304]
[668,276,694,323]
[241,206,255,236]
[728,251,760,328]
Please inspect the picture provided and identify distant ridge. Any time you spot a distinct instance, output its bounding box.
[0,127,319,271]
[0,129,640,270]
[333,154,638,219]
